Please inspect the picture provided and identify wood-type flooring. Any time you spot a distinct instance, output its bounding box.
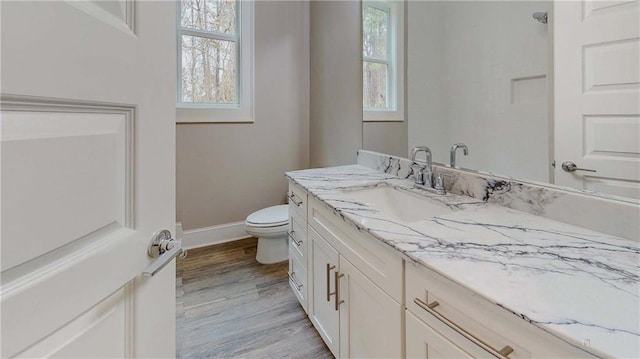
[176,238,333,358]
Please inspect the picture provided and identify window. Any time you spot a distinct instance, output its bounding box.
[177,0,254,123]
[362,1,404,122]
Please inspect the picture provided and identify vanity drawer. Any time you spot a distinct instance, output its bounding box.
[288,247,308,314]
[406,263,596,359]
[308,197,403,303]
[288,211,307,263]
[288,182,307,219]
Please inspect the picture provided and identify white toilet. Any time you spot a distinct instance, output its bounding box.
[245,205,289,264]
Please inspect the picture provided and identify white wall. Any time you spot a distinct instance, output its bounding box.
[310,0,363,167]
[363,121,408,158]
[407,1,448,162]
[408,1,550,182]
[176,1,310,230]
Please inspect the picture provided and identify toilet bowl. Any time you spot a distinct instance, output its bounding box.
[245,205,289,264]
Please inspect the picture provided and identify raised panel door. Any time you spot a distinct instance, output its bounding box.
[338,256,402,359]
[309,227,340,356]
[1,1,176,357]
[406,311,475,359]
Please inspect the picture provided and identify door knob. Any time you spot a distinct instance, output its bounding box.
[143,229,187,277]
[561,161,596,173]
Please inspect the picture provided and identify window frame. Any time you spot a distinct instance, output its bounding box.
[177,0,254,123]
[363,0,404,123]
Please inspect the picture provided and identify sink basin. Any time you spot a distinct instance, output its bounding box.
[343,186,454,223]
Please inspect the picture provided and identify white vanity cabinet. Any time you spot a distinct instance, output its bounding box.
[307,196,403,359]
[405,263,597,359]
[287,182,309,313]
[309,227,340,354]
[406,310,476,358]
[337,254,402,359]
[288,178,601,359]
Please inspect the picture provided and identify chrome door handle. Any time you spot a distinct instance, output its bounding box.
[561,161,596,173]
[143,229,187,277]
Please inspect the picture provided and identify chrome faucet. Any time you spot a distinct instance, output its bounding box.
[410,146,445,195]
[450,143,469,168]
[410,146,432,185]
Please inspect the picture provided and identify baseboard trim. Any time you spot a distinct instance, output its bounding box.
[182,221,251,250]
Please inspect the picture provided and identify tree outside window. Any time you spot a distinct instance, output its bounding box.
[363,4,391,109]
[179,0,239,105]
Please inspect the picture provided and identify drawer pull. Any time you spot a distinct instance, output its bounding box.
[499,346,514,357]
[287,192,303,207]
[288,271,303,291]
[414,298,514,358]
[326,263,336,301]
[335,271,344,311]
[288,230,302,246]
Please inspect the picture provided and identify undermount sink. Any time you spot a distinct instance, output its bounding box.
[343,186,454,223]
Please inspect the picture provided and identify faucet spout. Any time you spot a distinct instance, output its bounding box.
[409,146,433,187]
[409,146,446,195]
[410,146,432,165]
[450,143,469,168]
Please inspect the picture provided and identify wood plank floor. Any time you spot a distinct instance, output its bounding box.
[176,238,333,358]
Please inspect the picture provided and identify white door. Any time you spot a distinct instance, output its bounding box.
[553,0,640,199]
[337,257,401,359]
[309,228,340,356]
[405,311,474,359]
[1,1,176,358]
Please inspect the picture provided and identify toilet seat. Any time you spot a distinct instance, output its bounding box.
[245,223,288,236]
[246,205,289,228]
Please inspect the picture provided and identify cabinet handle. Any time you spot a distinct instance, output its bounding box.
[335,271,344,311]
[326,263,336,301]
[414,298,514,358]
[288,230,302,246]
[287,192,303,207]
[288,271,303,291]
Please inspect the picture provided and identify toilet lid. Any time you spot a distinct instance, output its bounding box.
[246,205,289,227]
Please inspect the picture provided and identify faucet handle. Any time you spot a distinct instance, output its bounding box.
[411,164,426,185]
[434,172,455,191]
[434,173,445,191]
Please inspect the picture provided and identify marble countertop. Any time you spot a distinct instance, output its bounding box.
[285,165,639,358]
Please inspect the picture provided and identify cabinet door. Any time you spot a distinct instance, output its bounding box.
[406,311,474,359]
[338,257,402,359]
[309,227,340,356]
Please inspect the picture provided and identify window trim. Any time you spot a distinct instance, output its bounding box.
[363,0,404,123]
[177,0,255,123]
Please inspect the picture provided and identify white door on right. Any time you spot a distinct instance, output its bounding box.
[553,0,640,199]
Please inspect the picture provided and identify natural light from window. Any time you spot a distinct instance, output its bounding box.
[363,4,390,109]
[179,0,239,105]
[362,1,404,122]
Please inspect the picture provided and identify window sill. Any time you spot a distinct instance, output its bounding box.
[176,106,254,124]
[363,109,404,123]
